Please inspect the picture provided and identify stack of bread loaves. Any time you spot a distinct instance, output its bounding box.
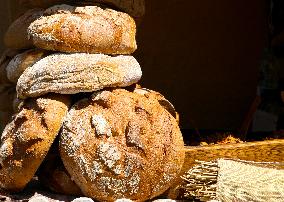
[0,1,185,201]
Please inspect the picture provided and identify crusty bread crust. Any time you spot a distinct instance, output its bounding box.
[16,53,142,99]
[28,5,137,54]
[0,94,70,191]
[4,9,44,50]
[60,88,185,201]
[6,49,49,83]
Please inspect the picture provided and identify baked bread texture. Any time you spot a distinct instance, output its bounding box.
[4,9,44,50]
[16,53,142,99]
[60,88,185,201]
[19,0,145,21]
[6,49,49,83]
[0,94,70,191]
[28,5,137,54]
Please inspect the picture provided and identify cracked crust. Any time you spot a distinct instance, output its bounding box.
[60,88,185,201]
[28,5,137,54]
[0,94,70,191]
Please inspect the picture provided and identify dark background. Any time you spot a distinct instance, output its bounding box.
[0,0,269,132]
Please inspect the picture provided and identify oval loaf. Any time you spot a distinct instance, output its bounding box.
[28,5,137,54]
[16,53,142,99]
[0,94,70,191]
[60,88,185,201]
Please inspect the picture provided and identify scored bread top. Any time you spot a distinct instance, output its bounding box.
[60,88,185,201]
[28,5,137,54]
[16,53,142,99]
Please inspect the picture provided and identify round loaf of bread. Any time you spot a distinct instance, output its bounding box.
[37,139,82,196]
[19,0,145,22]
[6,49,49,83]
[60,88,185,201]
[0,94,70,191]
[4,9,43,50]
[28,5,137,54]
[16,53,142,99]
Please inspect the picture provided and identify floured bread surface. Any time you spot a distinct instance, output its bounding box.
[20,0,145,21]
[28,5,137,54]
[133,86,180,123]
[4,9,44,50]
[6,49,49,83]
[60,88,185,201]
[0,94,70,191]
[16,53,142,99]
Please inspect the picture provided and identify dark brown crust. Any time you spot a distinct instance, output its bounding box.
[0,94,70,192]
[60,88,185,201]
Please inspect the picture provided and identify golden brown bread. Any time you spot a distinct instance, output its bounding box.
[0,94,70,192]
[19,0,145,21]
[6,49,49,83]
[37,139,82,196]
[27,5,137,54]
[60,88,185,201]
[16,53,142,99]
[4,9,44,50]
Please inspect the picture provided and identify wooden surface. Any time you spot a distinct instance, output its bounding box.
[168,139,284,198]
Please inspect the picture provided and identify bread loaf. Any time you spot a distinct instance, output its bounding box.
[17,53,142,99]
[19,0,145,21]
[0,94,70,191]
[60,88,185,201]
[4,9,44,50]
[6,49,49,83]
[28,5,137,54]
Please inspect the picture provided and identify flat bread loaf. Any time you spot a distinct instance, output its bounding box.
[28,5,137,54]
[4,9,44,50]
[0,94,70,191]
[16,53,142,99]
[60,88,185,201]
